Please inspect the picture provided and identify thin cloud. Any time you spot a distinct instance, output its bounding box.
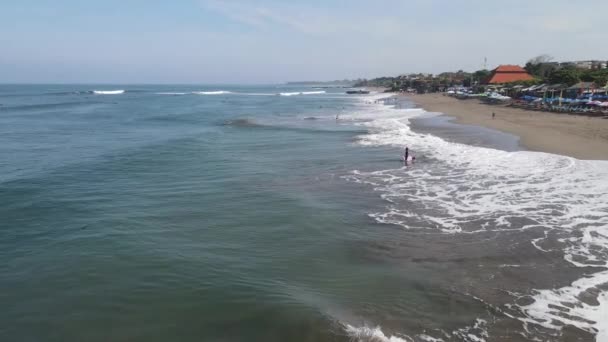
[2,0,608,83]
[199,0,409,37]
[538,15,597,34]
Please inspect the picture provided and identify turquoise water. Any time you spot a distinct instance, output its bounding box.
[2,85,607,342]
[0,85,402,341]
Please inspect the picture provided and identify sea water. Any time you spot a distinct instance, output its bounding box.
[1,85,607,341]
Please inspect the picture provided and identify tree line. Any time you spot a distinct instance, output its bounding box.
[524,55,608,87]
[355,55,608,93]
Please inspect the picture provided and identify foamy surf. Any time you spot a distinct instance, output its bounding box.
[93,90,125,95]
[344,325,411,342]
[518,269,608,339]
[344,95,608,340]
[343,318,489,342]
[279,91,326,96]
[192,90,232,95]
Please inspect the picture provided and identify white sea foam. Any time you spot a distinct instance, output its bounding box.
[343,95,608,339]
[344,324,413,342]
[343,319,489,342]
[93,90,125,95]
[451,319,489,342]
[279,91,326,96]
[519,269,608,338]
[192,90,232,95]
[242,93,276,96]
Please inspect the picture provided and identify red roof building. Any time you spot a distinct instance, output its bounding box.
[485,65,534,84]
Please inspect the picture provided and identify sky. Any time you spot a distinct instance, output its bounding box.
[1,0,606,84]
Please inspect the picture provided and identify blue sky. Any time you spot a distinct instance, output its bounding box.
[1,0,606,83]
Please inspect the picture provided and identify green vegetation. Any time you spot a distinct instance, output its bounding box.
[525,55,608,87]
[547,67,581,86]
[354,70,490,93]
[355,55,607,93]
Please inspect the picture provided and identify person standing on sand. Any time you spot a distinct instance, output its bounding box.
[492,112,495,119]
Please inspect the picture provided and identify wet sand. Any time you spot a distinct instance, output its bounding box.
[407,93,608,160]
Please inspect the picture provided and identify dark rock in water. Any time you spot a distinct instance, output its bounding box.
[303,117,318,120]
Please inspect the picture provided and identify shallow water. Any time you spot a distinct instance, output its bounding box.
[1,85,607,341]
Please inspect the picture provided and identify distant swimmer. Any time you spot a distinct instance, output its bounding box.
[336,113,339,121]
[404,146,416,164]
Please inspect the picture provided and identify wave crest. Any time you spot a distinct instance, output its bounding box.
[344,325,411,342]
[93,90,125,95]
[279,91,326,96]
[193,91,232,95]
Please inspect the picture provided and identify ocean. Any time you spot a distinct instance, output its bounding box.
[1,85,607,342]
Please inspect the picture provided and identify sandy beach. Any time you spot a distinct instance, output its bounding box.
[407,93,608,160]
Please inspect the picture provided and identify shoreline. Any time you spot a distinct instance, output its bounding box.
[405,93,608,160]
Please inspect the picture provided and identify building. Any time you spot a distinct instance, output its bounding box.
[560,60,607,70]
[485,65,535,84]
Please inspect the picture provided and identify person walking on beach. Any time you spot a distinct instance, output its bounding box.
[492,112,495,119]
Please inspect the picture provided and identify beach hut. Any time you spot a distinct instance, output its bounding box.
[541,84,567,102]
[484,65,535,84]
[567,82,597,98]
[524,84,545,94]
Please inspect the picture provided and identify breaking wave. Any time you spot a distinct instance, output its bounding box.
[343,94,608,340]
[93,90,125,95]
[344,325,411,342]
[192,90,232,95]
[343,318,489,342]
[279,91,326,96]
